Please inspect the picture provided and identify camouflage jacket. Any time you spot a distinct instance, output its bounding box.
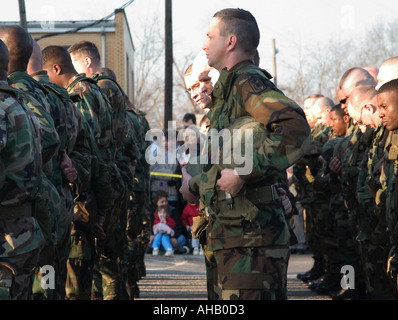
[32,71,92,189]
[336,125,374,210]
[379,130,398,246]
[0,81,42,205]
[90,72,126,163]
[200,60,311,250]
[8,71,60,174]
[0,81,45,255]
[127,104,151,194]
[357,123,388,202]
[67,73,113,163]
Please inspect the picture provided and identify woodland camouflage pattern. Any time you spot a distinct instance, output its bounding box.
[0,81,45,300]
[200,60,311,250]
[198,60,311,299]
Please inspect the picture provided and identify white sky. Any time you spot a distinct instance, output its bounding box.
[1,0,398,84]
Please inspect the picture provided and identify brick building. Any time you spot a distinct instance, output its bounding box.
[1,8,135,102]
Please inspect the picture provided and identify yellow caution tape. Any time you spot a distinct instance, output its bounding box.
[150,172,182,178]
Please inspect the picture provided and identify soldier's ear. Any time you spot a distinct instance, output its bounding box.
[226,35,237,52]
[84,57,92,68]
[53,64,61,75]
[364,103,377,114]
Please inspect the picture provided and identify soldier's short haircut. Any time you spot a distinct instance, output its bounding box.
[378,78,398,95]
[330,103,347,118]
[0,25,33,69]
[339,67,375,89]
[213,8,259,57]
[68,40,101,65]
[42,45,75,72]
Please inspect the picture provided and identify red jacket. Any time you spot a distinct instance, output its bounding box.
[181,203,199,227]
[153,212,176,229]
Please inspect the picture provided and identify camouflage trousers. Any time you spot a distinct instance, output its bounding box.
[124,191,150,300]
[92,222,125,300]
[210,245,290,300]
[54,187,74,300]
[360,202,397,299]
[0,247,42,300]
[31,177,61,300]
[91,164,128,300]
[203,245,219,300]
[303,200,330,263]
[0,216,44,300]
[65,227,96,300]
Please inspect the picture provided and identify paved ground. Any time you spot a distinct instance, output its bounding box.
[136,252,331,300]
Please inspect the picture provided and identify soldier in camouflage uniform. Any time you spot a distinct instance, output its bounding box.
[0,39,45,300]
[376,80,398,297]
[345,84,395,299]
[68,41,128,300]
[327,85,377,299]
[296,96,332,286]
[97,67,150,299]
[42,45,114,299]
[123,103,151,299]
[200,9,311,300]
[28,41,92,299]
[0,26,63,299]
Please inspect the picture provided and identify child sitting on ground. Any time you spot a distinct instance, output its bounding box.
[152,205,176,256]
[181,202,203,255]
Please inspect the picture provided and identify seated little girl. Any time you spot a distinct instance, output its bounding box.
[152,205,176,256]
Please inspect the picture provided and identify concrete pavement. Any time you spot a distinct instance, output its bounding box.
[135,252,331,300]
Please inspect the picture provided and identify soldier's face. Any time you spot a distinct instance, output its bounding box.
[330,111,348,136]
[378,90,398,131]
[203,18,228,71]
[70,54,87,75]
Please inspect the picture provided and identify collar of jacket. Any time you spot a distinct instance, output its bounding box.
[211,60,254,101]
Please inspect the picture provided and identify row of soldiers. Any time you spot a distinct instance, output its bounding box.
[292,58,398,300]
[0,25,151,300]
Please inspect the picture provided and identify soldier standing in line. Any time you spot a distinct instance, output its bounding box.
[200,8,311,300]
[42,45,113,300]
[0,26,61,299]
[377,79,398,296]
[327,83,377,300]
[296,96,333,285]
[68,41,128,300]
[0,39,45,300]
[347,85,395,299]
[98,66,151,299]
[27,40,92,299]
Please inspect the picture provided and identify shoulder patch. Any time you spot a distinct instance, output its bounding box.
[248,76,273,94]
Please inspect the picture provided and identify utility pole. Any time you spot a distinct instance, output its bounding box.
[164,0,173,131]
[18,0,27,29]
[272,38,278,87]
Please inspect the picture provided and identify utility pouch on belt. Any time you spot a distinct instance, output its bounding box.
[213,184,279,226]
[191,215,208,244]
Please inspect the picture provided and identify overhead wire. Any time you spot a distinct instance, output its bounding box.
[35,0,135,42]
